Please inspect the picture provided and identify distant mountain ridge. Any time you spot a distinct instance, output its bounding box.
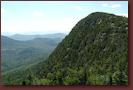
[6,33,66,41]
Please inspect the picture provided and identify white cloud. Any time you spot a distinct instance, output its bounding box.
[116,14,128,17]
[101,3,121,9]
[102,3,108,7]
[72,6,91,12]
[72,6,83,11]
[111,4,121,8]
[33,11,44,17]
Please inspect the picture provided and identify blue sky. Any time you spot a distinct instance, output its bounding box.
[1,1,128,35]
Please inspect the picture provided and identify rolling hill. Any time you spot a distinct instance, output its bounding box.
[1,34,65,73]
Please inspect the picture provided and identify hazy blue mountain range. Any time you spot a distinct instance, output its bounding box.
[6,33,66,41]
[1,34,65,73]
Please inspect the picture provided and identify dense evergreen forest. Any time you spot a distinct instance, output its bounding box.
[2,12,128,85]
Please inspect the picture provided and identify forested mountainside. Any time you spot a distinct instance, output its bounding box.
[1,35,64,73]
[2,12,128,85]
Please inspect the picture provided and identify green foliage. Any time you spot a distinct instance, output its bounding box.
[1,36,63,73]
[33,78,52,85]
[64,75,80,85]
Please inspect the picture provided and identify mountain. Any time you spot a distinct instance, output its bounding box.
[7,33,66,41]
[2,12,128,85]
[1,35,23,49]
[1,35,64,73]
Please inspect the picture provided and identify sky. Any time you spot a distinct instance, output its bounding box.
[1,1,128,35]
